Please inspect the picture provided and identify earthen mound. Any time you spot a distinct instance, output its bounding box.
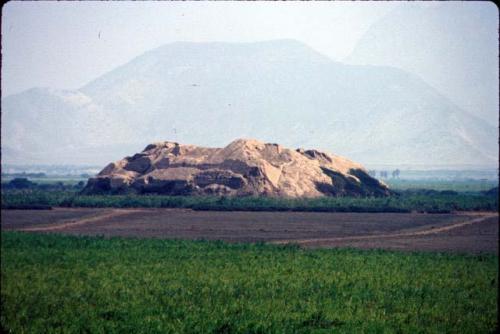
[83,139,390,197]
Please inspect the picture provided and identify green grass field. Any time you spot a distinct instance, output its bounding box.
[1,232,497,333]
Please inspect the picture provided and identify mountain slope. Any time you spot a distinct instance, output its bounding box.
[1,88,142,164]
[2,40,497,167]
[346,2,498,124]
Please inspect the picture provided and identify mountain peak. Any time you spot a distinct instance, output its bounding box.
[140,39,331,62]
[3,40,497,167]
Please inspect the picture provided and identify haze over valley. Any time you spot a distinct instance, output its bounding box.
[2,39,498,168]
[1,1,498,171]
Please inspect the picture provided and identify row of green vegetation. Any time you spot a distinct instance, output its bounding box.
[1,177,497,212]
[1,232,497,333]
[1,177,86,190]
[385,178,498,192]
[1,189,498,213]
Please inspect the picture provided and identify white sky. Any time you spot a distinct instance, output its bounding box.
[1,1,397,97]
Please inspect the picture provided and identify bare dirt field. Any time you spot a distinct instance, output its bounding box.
[1,208,497,254]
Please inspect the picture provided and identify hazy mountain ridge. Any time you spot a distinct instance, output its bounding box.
[346,2,498,124]
[2,87,139,164]
[2,40,497,167]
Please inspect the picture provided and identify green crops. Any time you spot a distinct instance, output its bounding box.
[1,232,497,333]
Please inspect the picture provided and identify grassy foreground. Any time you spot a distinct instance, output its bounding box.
[1,232,497,333]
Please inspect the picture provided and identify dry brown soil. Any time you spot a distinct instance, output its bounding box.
[1,208,497,254]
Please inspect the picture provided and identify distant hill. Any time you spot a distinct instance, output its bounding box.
[2,40,497,167]
[346,2,498,124]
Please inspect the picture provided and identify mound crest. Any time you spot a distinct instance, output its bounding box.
[83,139,390,197]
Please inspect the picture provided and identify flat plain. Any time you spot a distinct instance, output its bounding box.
[2,208,497,254]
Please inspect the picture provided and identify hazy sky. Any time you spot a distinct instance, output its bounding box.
[1,1,398,97]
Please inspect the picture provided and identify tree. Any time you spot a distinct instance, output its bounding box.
[8,178,36,189]
[75,181,86,189]
[392,169,400,178]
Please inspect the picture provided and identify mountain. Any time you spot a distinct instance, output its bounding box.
[1,87,143,164]
[345,2,498,124]
[2,40,498,167]
[83,138,391,197]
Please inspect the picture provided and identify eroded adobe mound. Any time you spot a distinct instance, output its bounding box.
[83,139,390,197]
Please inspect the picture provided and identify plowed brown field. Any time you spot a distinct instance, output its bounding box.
[2,208,497,254]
